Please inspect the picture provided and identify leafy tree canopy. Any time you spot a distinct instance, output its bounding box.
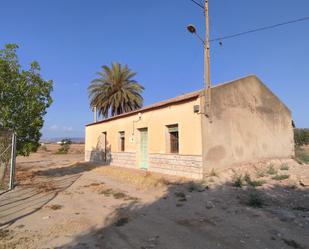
[88,62,144,118]
[0,44,53,156]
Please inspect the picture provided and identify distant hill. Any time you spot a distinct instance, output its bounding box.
[40,137,85,144]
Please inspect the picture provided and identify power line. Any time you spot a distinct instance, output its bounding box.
[189,0,204,9]
[188,1,309,43]
[210,16,309,42]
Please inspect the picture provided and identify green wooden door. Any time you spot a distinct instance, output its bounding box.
[139,129,148,169]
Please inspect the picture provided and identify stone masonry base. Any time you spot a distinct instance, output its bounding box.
[149,153,203,179]
[85,150,136,169]
[85,150,203,179]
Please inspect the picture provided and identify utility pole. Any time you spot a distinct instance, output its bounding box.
[186,0,211,118]
[204,0,211,118]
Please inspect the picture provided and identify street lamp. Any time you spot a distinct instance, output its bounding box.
[187,24,196,34]
[186,24,205,46]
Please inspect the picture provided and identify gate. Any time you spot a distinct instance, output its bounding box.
[0,130,16,192]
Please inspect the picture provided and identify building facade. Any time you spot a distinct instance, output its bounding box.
[85,75,294,179]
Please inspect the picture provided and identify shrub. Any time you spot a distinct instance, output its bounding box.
[187,182,199,192]
[243,173,265,187]
[255,168,266,178]
[295,147,309,164]
[243,173,251,183]
[298,153,309,164]
[48,204,62,210]
[272,174,290,181]
[280,163,289,171]
[207,177,215,183]
[56,139,72,154]
[40,144,48,151]
[174,191,186,198]
[114,217,129,226]
[266,164,277,175]
[113,192,127,199]
[232,174,244,188]
[248,179,266,187]
[294,128,309,147]
[209,168,218,177]
[248,192,264,208]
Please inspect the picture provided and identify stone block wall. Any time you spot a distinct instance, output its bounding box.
[85,150,203,179]
[85,150,136,169]
[85,150,104,162]
[109,152,136,169]
[149,153,203,179]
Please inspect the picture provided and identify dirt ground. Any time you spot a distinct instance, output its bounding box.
[0,144,309,249]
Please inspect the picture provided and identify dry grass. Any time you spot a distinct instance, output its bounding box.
[266,164,277,175]
[83,182,106,193]
[280,163,289,171]
[272,174,290,181]
[0,229,12,240]
[295,146,309,164]
[16,168,59,192]
[94,166,174,189]
[209,168,218,177]
[83,181,139,201]
[46,204,63,210]
[232,173,266,188]
[36,182,58,192]
[16,169,38,184]
[39,144,85,155]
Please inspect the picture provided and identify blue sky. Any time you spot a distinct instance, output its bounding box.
[1,0,308,138]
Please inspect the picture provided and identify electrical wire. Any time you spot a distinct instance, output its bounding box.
[188,1,309,43]
[210,16,309,42]
[189,0,204,9]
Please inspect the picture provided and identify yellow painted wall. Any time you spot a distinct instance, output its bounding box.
[85,98,202,156]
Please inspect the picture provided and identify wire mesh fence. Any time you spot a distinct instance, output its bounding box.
[0,129,16,193]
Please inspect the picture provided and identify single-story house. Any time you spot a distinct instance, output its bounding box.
[85,75,294,179]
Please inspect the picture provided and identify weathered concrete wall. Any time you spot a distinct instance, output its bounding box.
[202,75,294,172]
[149,154,203,179]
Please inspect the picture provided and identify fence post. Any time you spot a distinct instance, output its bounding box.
[9,133,16,190]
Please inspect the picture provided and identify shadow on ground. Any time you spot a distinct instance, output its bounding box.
[60,180,309,249]
[0,175,81,228]
[35,162,99,177]
[0,161,101,228]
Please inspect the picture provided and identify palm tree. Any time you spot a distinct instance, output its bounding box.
[88,63,144,118]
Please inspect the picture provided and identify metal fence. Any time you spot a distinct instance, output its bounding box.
[0,130,16,192]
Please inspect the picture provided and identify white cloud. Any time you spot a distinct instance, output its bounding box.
[49,125,59,131]
[48,125,74,133]
[63,126,73,132]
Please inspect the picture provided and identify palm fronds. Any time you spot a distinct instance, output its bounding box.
[88,63,144,118]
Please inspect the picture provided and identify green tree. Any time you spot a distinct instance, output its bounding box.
[294,128,309,147]
[88,62,144,118]
[56,138,72,154]
[0,44,53,156]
